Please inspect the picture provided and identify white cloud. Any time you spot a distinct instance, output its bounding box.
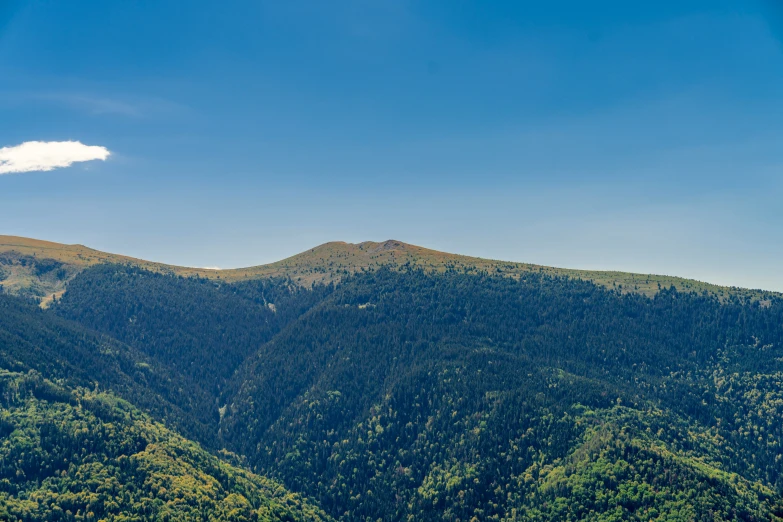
[0,141,111,175]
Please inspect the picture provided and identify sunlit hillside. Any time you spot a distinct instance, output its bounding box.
[0,235,773,305]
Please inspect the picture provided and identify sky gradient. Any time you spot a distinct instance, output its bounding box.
[2,1,783,290]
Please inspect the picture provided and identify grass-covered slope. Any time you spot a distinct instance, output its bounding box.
[215,239,763,299]
[0,236,192,306]
[0,371,332,522]
[1,235,773,303]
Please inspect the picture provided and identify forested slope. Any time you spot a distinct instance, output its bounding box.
[53,265,329,398]
[0,293,215,444]
[219,269,783,520]
[52,265,331,448]
[0,370,332,521]
[44,263,783,521]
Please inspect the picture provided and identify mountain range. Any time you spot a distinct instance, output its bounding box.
[1,235,782,521]
[0,235,774,305]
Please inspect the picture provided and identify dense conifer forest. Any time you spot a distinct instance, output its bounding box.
[2,259,783,520]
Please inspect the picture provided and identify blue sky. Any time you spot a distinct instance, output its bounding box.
[2,1,783,290]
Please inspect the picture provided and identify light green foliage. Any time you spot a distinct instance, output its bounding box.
[0,372,332,522]
[527,407,780,521]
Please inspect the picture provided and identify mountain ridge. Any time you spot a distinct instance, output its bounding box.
[0,234,774,305]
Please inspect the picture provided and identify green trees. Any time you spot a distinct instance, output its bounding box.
[0,292,216,445]
[0,371,331,521]
[52,265,330,446]
[2,263,783,520]
[219,269,783,520]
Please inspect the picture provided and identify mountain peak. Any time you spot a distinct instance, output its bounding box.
[0,235,774,305]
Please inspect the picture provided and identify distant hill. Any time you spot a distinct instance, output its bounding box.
[0,235,774,305]
[0,235,196,306]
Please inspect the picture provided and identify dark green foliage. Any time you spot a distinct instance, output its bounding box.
[31,257,63,277]
[5,263,783,520]
[0,293,216,445]
[54,265,330,398]
[0,371,332,522]
[220,269,783,520]
[52,265,330,448]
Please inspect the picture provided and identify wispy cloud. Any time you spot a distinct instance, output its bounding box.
[31,92,185,118]
[0,91,190,119]
[0,141,111,175]
[38,93,144,117]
